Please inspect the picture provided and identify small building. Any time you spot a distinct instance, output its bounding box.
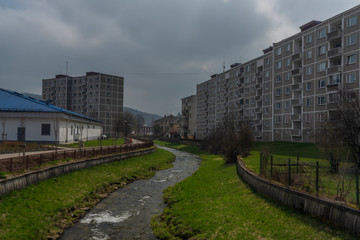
[153,114,180,137]
[0,88,103,143]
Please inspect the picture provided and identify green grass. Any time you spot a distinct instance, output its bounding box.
[61,138,125,148]
[153,141,357,240]
[253,141,326,159]
[0,148,175,240]
[154,140,205,155]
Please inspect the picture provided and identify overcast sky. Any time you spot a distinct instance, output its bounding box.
[0,0,359,115]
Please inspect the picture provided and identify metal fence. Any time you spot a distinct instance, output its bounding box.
[260,153,360,204]
[0,141,154,173]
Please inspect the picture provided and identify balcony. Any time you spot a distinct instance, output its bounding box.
[327,65,342,75]
[292,52,302,62]
[254,131,262,138]
[327,84,340,92]
[292,68,302,76]
[328,47,342,58]
[291,114,301,121]
[293,77,302,84]
[255,107,261,113]
[291,83,302,91]
[291,98,302,106]
[327,29,343,41]
[290,129,301,136]
[327,102,338,110]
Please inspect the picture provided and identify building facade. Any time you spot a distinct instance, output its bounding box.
[153,115,180,137]
[181,95,197,139]
[42,72,124,138]
[195,5,360,142]
[0,89,103,143]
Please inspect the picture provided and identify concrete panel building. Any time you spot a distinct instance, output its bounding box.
[181,95,197,139]
[42,72,124,138]
[195,4,360,142]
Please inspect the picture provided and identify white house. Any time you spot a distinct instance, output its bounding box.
[0,88,103,143]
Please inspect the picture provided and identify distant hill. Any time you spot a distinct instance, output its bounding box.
[124,107,161,126]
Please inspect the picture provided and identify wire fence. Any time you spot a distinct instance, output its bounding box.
[0,141,154,173]
[260,153,360,204]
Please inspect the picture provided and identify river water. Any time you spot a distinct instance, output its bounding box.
[60,146,201,240]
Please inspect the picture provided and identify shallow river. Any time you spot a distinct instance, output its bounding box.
[60,145,201,240]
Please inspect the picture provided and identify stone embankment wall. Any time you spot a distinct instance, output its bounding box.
[0,147,156,197]
[236,157,360,235]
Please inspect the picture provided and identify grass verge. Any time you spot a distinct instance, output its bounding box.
[152,141,357,240]
[0,148,175,240]
[60,138,125,148]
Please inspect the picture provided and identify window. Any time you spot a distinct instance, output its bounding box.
[265,70,269,77]
[246,65,250,72]
[275,102,281,110]
[276,47,282,56]
[264,107,269,114]
[306,66,312,75]
[264,120,269,128]
[252,75,256,82]
[285,86,290,94]
[284,115,290,123]
[285,101,290,109]
[329,74,342,85]
[41,124,51,136]
[276,75,282,83]
[265,58,270,65]
[306,82,312,91]
[275,88,281,96]
[319,45,326,55]
[265,82,270,89]
[275,116,281,123]
[317,96,325,105]
[307,34,313,43]
[317,113,325,122]
[318,28,326,39]
[307,50,312,59]
[245,76,250,83]
[318,62,326,72]
[306,114,312,122]
[347,15,357,27]
[285,58,291,66]
[347,72,357,83]
[285,72,290,80]
[347,54,357,64]
[318,79,326,88]
[286,43,291,52]
[306,98,312,107]
[265,94,269,102]
[276,61,282,69]
[347,34,357,46]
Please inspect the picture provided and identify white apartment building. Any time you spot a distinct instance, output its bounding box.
[196,5,360,142]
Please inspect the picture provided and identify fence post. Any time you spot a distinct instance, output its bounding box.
[296,153,299,173]
[9,158,13,172]
[316,161,319,196]
[288,158,291,186]
[260,152,263,175]
[26,156,29,169]
[356,168,359,205]
[270,155,273,177]
[64,150,66,159]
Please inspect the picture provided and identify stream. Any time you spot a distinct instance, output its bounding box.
[59,145,201,240]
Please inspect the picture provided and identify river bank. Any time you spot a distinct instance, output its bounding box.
[0,148,174,239]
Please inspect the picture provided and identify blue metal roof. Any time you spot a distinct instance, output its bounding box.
[0,88,103,124]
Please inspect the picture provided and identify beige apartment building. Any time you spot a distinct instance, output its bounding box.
[196,5,360,142]
[42,72,124,138]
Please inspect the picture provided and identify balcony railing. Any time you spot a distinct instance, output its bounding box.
[291,98,302,106]
[291,114,301,121]
[292,68,302,76]
[292,52,302,61]
[328,47,342,58]
[290,129,301,136]
[327,65,342,75]
[327,29,343,41]
[291,83,302,91]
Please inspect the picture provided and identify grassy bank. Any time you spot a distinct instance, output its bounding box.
[0,148,175,239]
[152,141,357,240]
[61,138,125,148]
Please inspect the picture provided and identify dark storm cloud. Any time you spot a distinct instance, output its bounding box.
[0,0,359,115]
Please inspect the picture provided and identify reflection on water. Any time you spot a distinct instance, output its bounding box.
[60,145,201,240]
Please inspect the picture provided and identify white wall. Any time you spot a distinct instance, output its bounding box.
[0,115,102,143]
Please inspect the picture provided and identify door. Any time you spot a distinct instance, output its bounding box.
[17,127,25,142]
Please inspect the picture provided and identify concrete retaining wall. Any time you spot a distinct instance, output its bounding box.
[236,157,360,235]
[0,147,156,197]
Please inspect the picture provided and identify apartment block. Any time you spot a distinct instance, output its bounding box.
[195,5,360,142]
[181,95,197,139]
[42,72,124,138]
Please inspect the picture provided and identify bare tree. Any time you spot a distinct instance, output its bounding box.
[135,114,145,135]
[316,89,360,168]
[116,112,136,142]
